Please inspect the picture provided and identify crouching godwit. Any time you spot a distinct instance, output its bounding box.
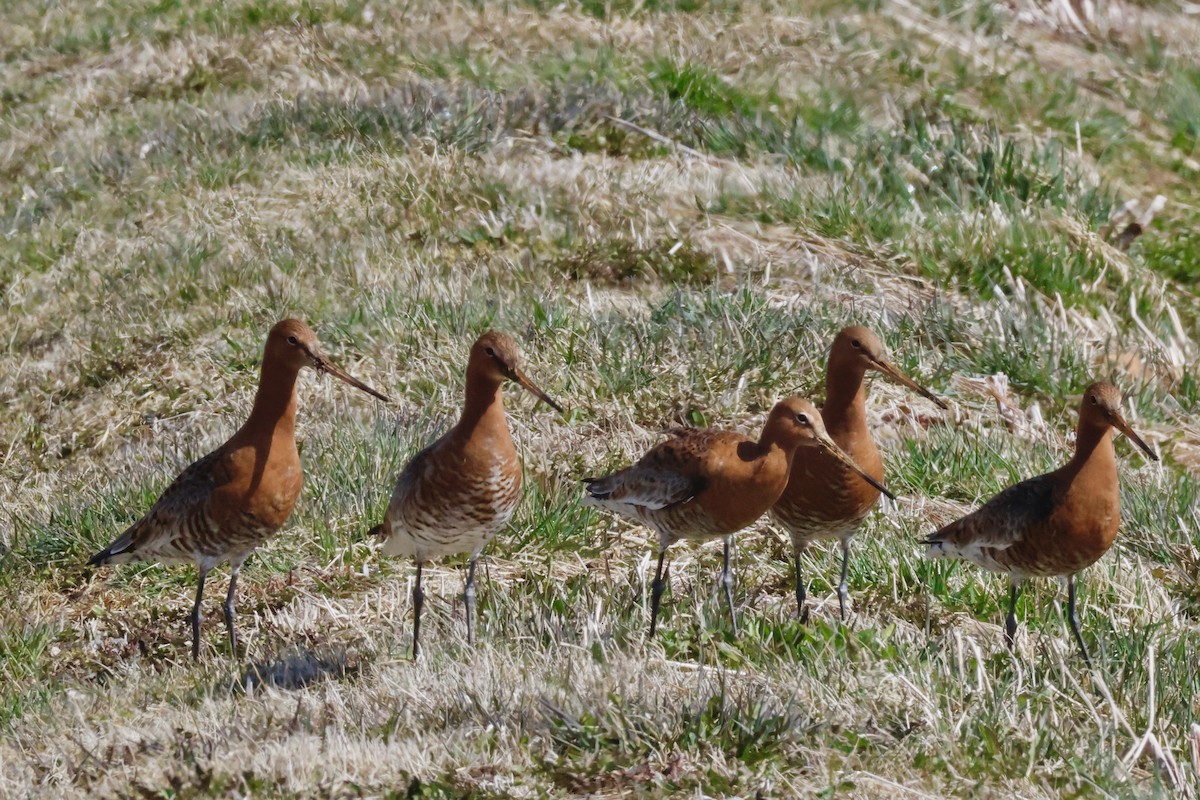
[772,326,947,622]
[585,397,894,637]
[88,319,389,660]
[924,382,1158,663]
[373,332,561,659]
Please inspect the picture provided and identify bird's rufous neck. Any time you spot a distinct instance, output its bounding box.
[822,362,868,439]
[241,358,299,442]
[755,420,807,470]
[458,373,506,435]
[1067,421,1116,475]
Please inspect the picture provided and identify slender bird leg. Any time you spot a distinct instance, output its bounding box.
[223,561,242,658]
[191,568,209,661]
[649,550,667,639]
[412,562,425,661]
[1066,575,1093,668]
[464,558,478,647]
[1005,581,1020,651]
[794,544,810,624]
[837,537,852,621]
[721,536,738,637]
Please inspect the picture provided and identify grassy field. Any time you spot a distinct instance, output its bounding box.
[3,0,1200,796]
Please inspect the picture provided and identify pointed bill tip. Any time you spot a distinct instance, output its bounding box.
[815,432,897,501]
[873,480,898,501]
[317,358,391,403]
[513,369,564,414]
[1111,413,1158,462]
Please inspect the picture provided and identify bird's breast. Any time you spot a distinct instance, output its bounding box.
[773,442,882,540]
[383,440,523,560]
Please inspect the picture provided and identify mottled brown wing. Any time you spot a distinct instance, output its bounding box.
[925,472,1056,554]
[385,432,446,515]
[584,429,736,511]
[88,448,229,565]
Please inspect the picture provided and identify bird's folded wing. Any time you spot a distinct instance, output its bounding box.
[588,468,702,510]
[926,473,1056,550]
[586,433,720,510]
[98,449,227,560]
[387,435,444,510]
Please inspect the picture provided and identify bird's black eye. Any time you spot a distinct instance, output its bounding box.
[1089,395,1098,405]
[851,339,862,348]
[485,347,496,358]
[287,335,298,346]
[796,413,810,425]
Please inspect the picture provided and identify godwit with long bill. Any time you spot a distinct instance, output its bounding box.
[585,396,895,637]
[373,331,562,658]
[88,319,389,659]
[925,381,1157,663]
[772,326,947,621]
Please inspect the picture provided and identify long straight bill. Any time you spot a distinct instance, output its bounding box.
[512,368,564,413]
[317,357,391,403]
[816,432,897,500]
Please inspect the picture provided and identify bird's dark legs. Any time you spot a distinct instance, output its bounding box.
[223,563,241,657]
[649,550,667,638]
[465,557,478,647]
[794,548,810,624]
[412,562,425,660]
[1066,575,1093,667]
[837,538,852,621]
[191,568,209,661]
[1005,581,1020,651]
[721,536,738,637]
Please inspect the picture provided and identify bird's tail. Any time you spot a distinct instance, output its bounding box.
[582,476,614,503]
[87,528,136,567]
[920,533,955,560]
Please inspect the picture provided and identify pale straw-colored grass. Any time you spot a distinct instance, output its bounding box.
[3,0,1200,796]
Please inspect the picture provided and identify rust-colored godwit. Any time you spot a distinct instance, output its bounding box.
[772,326,947,621]
[924,382,1158,663]
[584,397,894,637]
[88,319,389,659]
[373,331,561,658]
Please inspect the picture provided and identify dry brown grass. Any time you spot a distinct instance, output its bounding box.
[3,0,1200,796]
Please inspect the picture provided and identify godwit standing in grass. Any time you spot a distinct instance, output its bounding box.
[584,397,894,637]
[772,326,947,622]
[373,331,561,658]
[88,319,389,660]
[924,382,1158,663]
